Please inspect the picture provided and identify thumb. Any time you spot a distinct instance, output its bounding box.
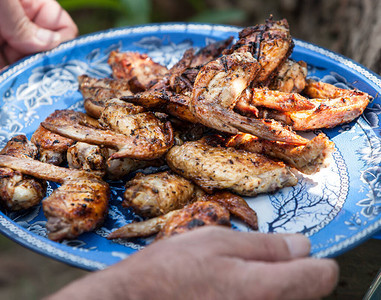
[5,17,61,54]
[0,1,61,55]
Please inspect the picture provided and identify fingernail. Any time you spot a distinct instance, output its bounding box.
[283,234,311,258]
[36,28,61,44]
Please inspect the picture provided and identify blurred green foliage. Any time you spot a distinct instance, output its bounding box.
[57,0,247,34]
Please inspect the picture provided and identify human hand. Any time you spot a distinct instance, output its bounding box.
[46,226,339,300]
[0,0,77,69]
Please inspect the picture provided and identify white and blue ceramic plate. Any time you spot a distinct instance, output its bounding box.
[0,23,380,271]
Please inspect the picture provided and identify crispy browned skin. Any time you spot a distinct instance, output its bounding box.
[78,75,135,118]
[224,18,294,85]
[198,191,258,230]
[269,59,308,93]
[67,142,108,177]
[156,201,231,239]
[108,201,231,240]
[235,87,315,115]
[107,210,178,239]
[108,51,168,92]
[123,171,196,217]
[121,37,233,119]
[262,80,372,130]
[0,155,109,241]
[0,135,46,210]
[31,125,75,165]
[226,133,335,175]
[41,110,174,161]
[190,52,309,144]
[166,140,298,196]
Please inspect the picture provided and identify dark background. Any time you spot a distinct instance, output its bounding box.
[1,0,380,299]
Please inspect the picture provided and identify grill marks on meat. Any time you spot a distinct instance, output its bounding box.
[0,155,109,241]
[0,135,46,210]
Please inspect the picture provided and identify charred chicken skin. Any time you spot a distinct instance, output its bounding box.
[0,155,109,241]
[31,125,75,165]
[190,19,309,145]
[108,190,257,240]
[0,135,46,210]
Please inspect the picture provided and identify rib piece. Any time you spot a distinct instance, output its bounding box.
[0,135,46,210]
[0,155,109,241]
[166,140,298,196]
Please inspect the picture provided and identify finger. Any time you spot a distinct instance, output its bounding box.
[162,226,311,261]
[0,1,65,57]
[239,258,339,300]
[21,0,78,41]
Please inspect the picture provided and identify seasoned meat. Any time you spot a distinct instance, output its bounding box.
[166,140,298,196]
[0,155,109,241]
[0,135,46,210]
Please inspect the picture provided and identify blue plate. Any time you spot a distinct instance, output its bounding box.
[0,23,380,271]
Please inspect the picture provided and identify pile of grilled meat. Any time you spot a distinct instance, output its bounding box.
[0,18,371,242]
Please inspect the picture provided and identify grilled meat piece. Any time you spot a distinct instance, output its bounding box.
[156,201,231,239]
[41,110,174,161]
[269,59,308,93]
[0,135,46,210]
[166,140,298,196]
[0,155,109,241]
[123,171,196,217]
[261,80,371,130]
[31,125,75,165]
[226,132,335,175]
[108,51,168,92]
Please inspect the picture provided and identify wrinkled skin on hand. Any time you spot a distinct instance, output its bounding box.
[46,226,339,300]
[0,0,77,68]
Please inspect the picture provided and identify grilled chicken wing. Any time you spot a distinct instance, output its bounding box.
[121,37,233,119]
[190,51,309,144]
[123,171,196,217]
[224,18,294,85]
[0,135,46,210]
[41,110,174,161]
[156,201,231,239]
[78,75,136,118]
[108,51,168,92]
[189,18,311,145]
[0,155,109,241]
[261,80,372,130]
[226,133,335,175]
[31,125,75,165]
[67,142,108,177]
[166,140,298,196]
[108,192,255,239]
